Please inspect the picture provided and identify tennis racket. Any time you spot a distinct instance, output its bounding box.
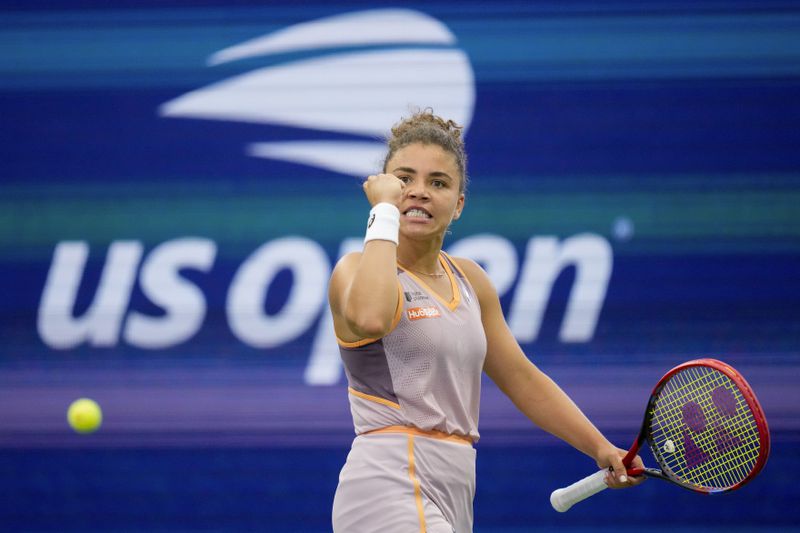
[550,358,769,512]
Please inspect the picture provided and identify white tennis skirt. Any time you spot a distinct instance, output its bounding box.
[332,428,477,533]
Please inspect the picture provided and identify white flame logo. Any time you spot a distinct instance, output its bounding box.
[159,9,475,176]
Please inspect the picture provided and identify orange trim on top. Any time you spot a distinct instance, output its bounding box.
[441,251,469,280]
[441,251,481,310]
[407,435,427,533]
[438,257,461,311]
[361,425,473,446]
[348,387,401,410]
[398,253,461,311]
[337,336,378,348]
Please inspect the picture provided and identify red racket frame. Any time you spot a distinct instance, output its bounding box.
[621,358,770,493]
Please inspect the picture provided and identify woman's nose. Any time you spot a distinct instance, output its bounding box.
[406,184,429,199]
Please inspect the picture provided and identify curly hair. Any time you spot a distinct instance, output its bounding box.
[383,109,468,192]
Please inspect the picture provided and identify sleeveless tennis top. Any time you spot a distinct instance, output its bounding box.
[338,252,487,442]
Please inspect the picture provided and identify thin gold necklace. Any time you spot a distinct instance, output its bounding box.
[409,268,447,277]
[399,261,447,277]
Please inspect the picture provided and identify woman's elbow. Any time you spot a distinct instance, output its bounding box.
[345,310,393,339]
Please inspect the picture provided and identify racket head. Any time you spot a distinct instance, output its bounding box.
[643,358,770,493]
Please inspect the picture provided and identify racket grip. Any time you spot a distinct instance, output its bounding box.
[550,469,608,512]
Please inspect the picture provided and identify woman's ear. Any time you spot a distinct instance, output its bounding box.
[452,193,465,220]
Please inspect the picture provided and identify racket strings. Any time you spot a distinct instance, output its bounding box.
[655,368,760,488]
[654,368,760,487]
[659,369,760,482]
[648,366,762,490]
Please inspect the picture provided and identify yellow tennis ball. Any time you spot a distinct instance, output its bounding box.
[67,398,102,434]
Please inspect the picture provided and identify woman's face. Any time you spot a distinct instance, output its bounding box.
[385,143,465,241]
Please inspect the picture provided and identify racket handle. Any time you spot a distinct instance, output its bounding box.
[550,469,608,512]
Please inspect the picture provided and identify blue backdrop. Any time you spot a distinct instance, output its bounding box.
[1,1,799,531]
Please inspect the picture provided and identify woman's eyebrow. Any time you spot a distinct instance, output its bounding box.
[429,172,453,181]
[392,166,416,174]
[392,166,453,181]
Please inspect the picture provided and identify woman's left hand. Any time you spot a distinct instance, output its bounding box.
[596,446,647,489]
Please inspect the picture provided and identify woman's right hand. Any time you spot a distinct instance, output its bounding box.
[363,173,404,207]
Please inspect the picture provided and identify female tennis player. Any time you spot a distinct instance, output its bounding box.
[329,110,644,532]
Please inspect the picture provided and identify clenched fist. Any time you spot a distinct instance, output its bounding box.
[363,173,404,207]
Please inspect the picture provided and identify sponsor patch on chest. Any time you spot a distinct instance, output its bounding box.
[407,306,441,321]
[404,290,429,302]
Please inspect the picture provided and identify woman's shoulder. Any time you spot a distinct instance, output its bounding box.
[448,255,497,299]
[449,255,484,276]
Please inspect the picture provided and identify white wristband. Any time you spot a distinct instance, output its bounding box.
[364,203,400,245]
